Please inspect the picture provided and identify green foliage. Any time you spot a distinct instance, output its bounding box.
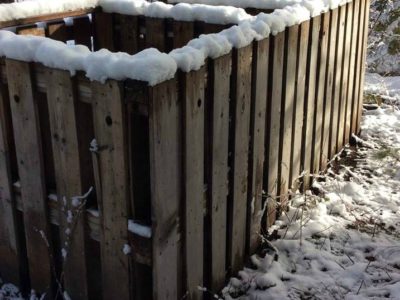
[364,93,384,105]
[388,38,400,55]
[388,8,400,24]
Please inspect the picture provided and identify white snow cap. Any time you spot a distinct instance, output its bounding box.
[0,30,177,86]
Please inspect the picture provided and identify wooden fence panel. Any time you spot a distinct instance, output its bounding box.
[181,67,206,300]
[247,39,268,254]
[46,21,69,42]
[73,16,92,49]
[330,5,346,158]
[93,12,114,51]
[206,54,231,291]
[313,12,330,174]
[0,81,22,286]
[302,15,321,187]
[228,44,253,275]
[146,18,167,52]
[280,25,298,199]
[321,9,338,170]
[6,59,54,296]
[290,21,309,189]
[265,31,285,227]
[91,81,131,300]
[45,69,89,299]
[116,14,140,54]
[338,3,353,150]
[172,21,195,49]
[346,0,359,142]
[148,78,181,300]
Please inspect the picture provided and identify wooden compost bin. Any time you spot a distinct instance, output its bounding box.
[0,0,370,299]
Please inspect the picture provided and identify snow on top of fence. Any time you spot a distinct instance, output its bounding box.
[0,30,177,86]
[0,0,344,85]
[0,0,98,23]
[167,0,352,13]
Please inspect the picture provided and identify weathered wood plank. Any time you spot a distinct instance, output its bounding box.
[247,39,268,254]
[347,0,360,141]
[148,78,181,300]
[313,12,330,174]
[91,80,131,300]
[46,21,69,42]
[338,3,352,151]
[146,18,166,52]
[172,21,195,49]
[280,25,298,199]
[302,15,321,188]
[290,20,309,189]
[321,9,338,170]
[330,5,346,158]
[73,16,92,48]
[206,54,231,291]
[117,14,139,54]
[16,26,45,36]
[46,69,90,299]
[0,81,22,285]
[265,31,285,227]
[93,12,114,51]
[181,67,206,300]
[227,44,253,275]
[6,59,54,296]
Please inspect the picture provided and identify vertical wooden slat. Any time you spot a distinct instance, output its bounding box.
[302,15,321,188]
[265,31,285,227]
[46,69,89,299]
[227,44,253,275]
[346,0,360,142]
[172,21,195,49]
[118,15,140,54]
[356,0,370,133]
[0,82,22,285]
[338,3,352,150]
[206,54,231,291]
[91,80,131,300]
[181,67,206,300]
[6,59,54,296]
[313,12,330,174]
[321,9,338,170]
[146,18,166,52]
[148,78,181,300]
[280,25,298,199]
[330,5,346,158]
[73,16,92,49]
[290,21,309,188]
[93,12,114,51]
[247,39,268,254]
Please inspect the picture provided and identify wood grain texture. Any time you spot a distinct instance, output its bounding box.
[6,59,54,296]
[91,80,131,300]
[148,78,181,300]
[46,69,89,299]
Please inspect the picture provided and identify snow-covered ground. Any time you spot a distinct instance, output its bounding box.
[221,76,400,299]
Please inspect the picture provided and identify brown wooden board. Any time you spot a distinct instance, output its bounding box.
[346,0,359,142]
[181,67,206,300]
[313,12,330,174]
[93,12,114,51]
[302,15,321,188]
[264,31,285,227]
[0,81,22,285]
[146,17,167,52]
[6,59,54,296]
[280,25,298,200]
[45,69,90,299]
[247,39,268,254]
[227,44,253,275]
[290,21,309,189]
[330,5,346,158]
[338,3,353,151]
[321,9,338,170]
[357,0,370,133]
[16,26,45,36]
[73,16,92,49]
[116,14,140,54]
[46,21,69,42]
[172,21,195,49]
[91,80,131,300]
[205,54,231,291]
[148,78,181,300]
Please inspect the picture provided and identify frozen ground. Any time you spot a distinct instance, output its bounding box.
[221,75,400,299]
